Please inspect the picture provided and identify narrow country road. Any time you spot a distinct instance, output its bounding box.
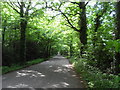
[2,55,84,89]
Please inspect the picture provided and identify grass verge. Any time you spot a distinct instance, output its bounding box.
[70,57,120,88]
[2,58,46,74]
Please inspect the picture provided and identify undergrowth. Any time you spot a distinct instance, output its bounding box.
[2,58,45,74]
[70,57,120,88]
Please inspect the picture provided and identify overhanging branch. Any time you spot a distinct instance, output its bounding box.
[45,1,79,32]
[7,2,20,14]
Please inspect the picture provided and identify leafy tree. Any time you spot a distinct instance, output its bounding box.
[45,1,88,56]
[6,1,44,64]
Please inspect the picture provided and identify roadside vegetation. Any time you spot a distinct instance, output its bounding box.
[1,1,120,88]
[70,57,120,88]
[2,58,46,74]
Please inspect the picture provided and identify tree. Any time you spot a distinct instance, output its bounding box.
[7,0,43,64]
[115,1,120,74]
[93,3,109,47]
[45,1,88,56]
[77,2,87,55]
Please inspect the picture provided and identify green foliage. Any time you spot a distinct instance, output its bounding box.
[106,39,120,53]
[2,65,23,74]
[2,1,120,87]
[2,58,45,74]
[26,58,45,66]
[70,57,120,88]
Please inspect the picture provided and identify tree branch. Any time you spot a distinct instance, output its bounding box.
[94,4,108,32]
[17,0,21,7]
[59,10,79,32]
[7,2,20,14]
[14,3,20,9]
[51,13,61,19]
[84,0,91,7]
[25,0,31,16]
[71,2,80,5]
[45,1,79,32]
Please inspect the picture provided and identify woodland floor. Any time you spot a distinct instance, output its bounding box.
[2,55,84,89]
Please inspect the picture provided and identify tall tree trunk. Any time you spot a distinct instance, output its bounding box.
[70,44,72,57]
[115,1,120,74]
[19,2,27,63]
[20,19,27,63]
[2,20,7,47]
[69,36,73,57]
[79,2,87,56]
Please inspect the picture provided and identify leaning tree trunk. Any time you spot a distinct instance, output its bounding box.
[115,1,120,74]
[79,2,87,56]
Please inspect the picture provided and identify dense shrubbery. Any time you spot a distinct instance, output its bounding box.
[2,39,55,66]
[84,43,114,72]
[3,46,19,66]
[70,57,120,88]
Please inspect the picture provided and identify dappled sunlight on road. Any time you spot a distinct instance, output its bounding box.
[53,55,65,59]
[7,83,35,89]
[16,70,45,78]
[49,65,53,68]
[53,66,70,73]
[52,82,70,88]
[3,55,83,88]
[63,64,73,69]
[72,75,77,77]
[46,61,50,63]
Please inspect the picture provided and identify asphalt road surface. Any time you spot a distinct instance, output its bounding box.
[2,55,84,89]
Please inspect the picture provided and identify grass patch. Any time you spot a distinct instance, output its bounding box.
[26,58,45,66]
[2,58,45,74]
[70,57,120,88]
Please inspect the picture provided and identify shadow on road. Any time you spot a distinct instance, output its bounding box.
[2,55,83,88]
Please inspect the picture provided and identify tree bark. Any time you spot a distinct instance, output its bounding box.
[79,2,87,55]
[2,20,7,47]
[19,2,27,63]
[115,1,120,74]
[70,44,72,57]
[20,19,27,63]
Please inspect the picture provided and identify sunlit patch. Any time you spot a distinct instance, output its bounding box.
[54,68,62,72]
[41,75,45,77]
[49,65,53,68]
[7,83,35,90]
[63,64,73,69]
[52,84,59,87]
[16,72,29,77]
[53,67,70,73]
[46,61,49,62]
[61,82,69,87]
[72,75,76,77]
[7,83,28,88]
[79,77,82,79]
[16,70,45,78]
[52,82,69,88]
[80,81,84,83]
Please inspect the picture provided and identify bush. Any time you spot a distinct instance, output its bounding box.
[2,46,19,66]
[2,39,50,66]
[70,57,120,88]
